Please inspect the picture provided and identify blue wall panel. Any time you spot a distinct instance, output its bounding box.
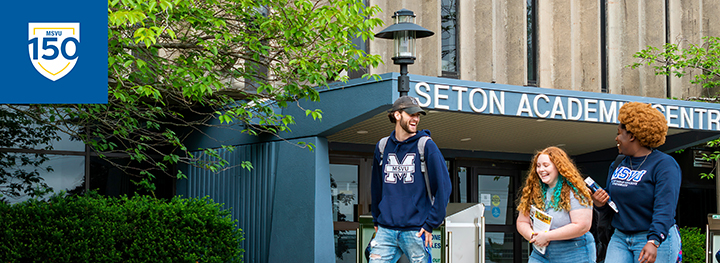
[178,143,277,263]
[267,137,333,263]
[178,136,333,263]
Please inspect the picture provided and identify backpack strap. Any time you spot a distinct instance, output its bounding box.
[378,136,390,165]
[610,154,626,174]
[418,136,434,205]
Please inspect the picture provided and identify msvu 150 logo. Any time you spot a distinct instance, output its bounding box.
[28,23,80,81]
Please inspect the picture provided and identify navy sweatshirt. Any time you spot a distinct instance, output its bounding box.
[371,129,452,232]
[604,149,681,243]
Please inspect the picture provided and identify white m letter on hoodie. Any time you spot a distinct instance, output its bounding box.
[385,153,416,184]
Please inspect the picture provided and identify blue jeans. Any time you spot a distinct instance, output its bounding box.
[604,225,681,263]
[529,232,596,263]
[368,226,429,263]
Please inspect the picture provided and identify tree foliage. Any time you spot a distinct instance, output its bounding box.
[631,36,720,91]
[6,0,383,193]
[631,36,720,178]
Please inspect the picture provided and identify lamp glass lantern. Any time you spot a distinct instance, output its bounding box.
[374,9,434,96]
[394,12,416,58]
[374,9,434,64]
[394,30,415,58]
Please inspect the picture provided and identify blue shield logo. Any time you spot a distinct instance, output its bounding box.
[28,23,80,81]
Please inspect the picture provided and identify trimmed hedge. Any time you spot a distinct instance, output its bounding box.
[0,192,243,262]
[680,226,705,263]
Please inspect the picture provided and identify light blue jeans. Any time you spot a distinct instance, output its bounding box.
[529,232,596,263]
[368,226,429,263]
[604,225,681,263]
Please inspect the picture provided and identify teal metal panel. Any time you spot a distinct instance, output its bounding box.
[267,136,334,262]
[179,137,333,263]
[179,143,277,263]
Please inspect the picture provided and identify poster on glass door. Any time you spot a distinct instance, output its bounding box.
[478,175,509,225]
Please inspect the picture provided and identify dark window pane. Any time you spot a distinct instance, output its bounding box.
[458,166,468,203]
[334,230,357,263]
[527,0,537,85]
[348,0,369,79]
[486,232,515,263]
[88,156,175,199]
[442,0,457,73]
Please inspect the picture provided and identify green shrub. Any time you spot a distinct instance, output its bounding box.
[680,226,705,263]
[0,192,243,262]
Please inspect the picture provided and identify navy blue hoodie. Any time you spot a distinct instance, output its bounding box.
[604,149,681,244]
[371,129,452,232]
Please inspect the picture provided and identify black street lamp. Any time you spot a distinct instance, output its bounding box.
[374,9,435,97]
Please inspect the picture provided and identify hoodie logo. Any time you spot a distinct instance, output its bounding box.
[610,166,647,187]
[384,153,416,184]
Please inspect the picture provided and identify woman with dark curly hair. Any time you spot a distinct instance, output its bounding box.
[517,146,596,263]
[592,102,681,263]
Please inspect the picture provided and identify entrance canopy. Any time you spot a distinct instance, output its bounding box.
[285,73,720,161]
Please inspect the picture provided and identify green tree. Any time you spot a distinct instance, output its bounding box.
[631,36,720,92]
[6,0,383,194]
[631,36,720,179]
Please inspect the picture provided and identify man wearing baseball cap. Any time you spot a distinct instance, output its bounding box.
[367,96,452,262]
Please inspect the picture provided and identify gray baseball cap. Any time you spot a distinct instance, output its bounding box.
[389,96,426,115]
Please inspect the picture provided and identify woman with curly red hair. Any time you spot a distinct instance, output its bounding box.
[517,146,596,263]
[592,102,681,263]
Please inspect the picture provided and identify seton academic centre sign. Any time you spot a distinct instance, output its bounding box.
[409,80,720,131]
[1,0,107,104]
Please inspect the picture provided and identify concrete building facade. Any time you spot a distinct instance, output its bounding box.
[370,0,720,97]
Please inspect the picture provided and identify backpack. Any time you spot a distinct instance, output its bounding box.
[378,135,434,205]
[593,154,624,262]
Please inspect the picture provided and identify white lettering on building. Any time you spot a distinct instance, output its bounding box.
[681,107,693,129]
[550,96,566,119]
[516,94,533,117]
[469,88,487,113]
[410,81,720,131]
[415,82,432,107]
[533,94,550,118]
[490,90,505,114]
[600,101,618,123]
[434,84,450,110]
[584,99,598,122]
[453,86,468,111]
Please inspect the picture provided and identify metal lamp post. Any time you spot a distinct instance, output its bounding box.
[374,9,435,96]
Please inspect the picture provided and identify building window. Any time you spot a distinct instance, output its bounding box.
[348,32,369,80]
[348,0,369,80]
[0,114,86,204]
[441,0,458,78]
[601,0,608,93]
[527,0,537,86]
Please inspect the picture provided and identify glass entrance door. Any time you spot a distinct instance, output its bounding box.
[329,156,373,263]
[456,161,529,263]
[479,174,518,263]
[330,163,359,263]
